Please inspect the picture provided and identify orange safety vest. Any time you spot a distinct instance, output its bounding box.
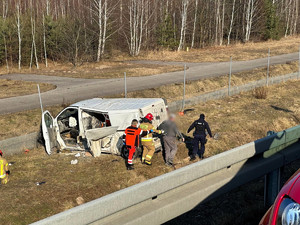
[125,126,142,147]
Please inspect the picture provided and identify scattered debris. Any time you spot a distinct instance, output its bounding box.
[111,159,119,163]
[8,162,16,166]
[214,133,220,140]
[76,197,85,205]
[71,159,78,165]
[36,182,46,186]
[24,149,30,154]
[75,153,81,157]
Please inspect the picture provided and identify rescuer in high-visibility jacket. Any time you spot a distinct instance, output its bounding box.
[0,150,9,185]
[124,119,153,170]
[139,113,162,166]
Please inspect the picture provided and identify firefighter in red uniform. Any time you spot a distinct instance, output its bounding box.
[124,119,153,170]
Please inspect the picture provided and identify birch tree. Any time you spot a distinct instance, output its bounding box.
[191,0,198,48]
[29,0,39,69]
[227,0,236,45]
[127,0,145,56]
[178,0,189,51]
[93,0,117,61]
[245,0,257,42]
[16,2,21,70]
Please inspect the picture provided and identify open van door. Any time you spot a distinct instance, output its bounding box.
[42,111,57,155]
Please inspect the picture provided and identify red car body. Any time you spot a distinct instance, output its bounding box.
[260,169,300,225]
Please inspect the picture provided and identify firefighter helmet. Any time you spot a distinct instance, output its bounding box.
[145,113,154,121]
[0,150,3,157]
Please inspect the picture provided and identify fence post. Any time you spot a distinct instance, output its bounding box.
[228,56,232,96]
[124,72,127,98]
[266,48,270,86]
[182,64,187,111]
[37,84,44,113]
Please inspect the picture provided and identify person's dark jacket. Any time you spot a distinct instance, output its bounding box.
[159,120,183,139]
[187,118,212,137]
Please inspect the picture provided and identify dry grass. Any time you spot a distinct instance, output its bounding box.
[119,36,300,63]
[0,106,64,141]
[112,62,299,102]
[0,79,56,99]
[0,61,182,79]
[1,78,300,224]
[253,87,268,99]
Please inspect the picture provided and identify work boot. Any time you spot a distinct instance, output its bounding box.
[200,154,204,160]
[190,155,196,161]
[127,164,134,170]
[144,160,152,166]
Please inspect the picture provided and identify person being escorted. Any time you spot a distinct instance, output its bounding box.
[124,119,153,170]
[0,150,10,185]
[159,114,184,167]
[187,114,212,161]
[139,113,162,166]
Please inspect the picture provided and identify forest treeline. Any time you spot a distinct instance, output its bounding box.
[0,0,299,69]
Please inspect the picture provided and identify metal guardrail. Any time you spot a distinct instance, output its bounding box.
[31,125,300,225]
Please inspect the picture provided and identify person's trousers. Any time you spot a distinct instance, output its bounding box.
[0,175,8,184]
[142,141,155,162]
[127,146,136,165]
[192,135,206,157]
[163,136,177,164]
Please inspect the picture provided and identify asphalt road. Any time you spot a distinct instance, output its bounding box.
[0,52,298,115]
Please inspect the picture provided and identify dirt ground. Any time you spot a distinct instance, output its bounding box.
[1,78,300,224]
[125,36,300,63]
[0,79,55,99]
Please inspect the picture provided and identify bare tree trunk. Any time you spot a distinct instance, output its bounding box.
[46,0,50,16]
[43,14,48,67]
[16,2,21,70]
[245,0,256,41]
[215,0,220,45]
[31,17,39,69]
[101,0,107,56]
[128,0,145,56]
[3,35,8,71]
[228,0,236,45]
[219,0,225,45]
[178,0,189,51]
[191,0,198,48]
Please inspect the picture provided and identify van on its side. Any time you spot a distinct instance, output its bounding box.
[41,98,168,157]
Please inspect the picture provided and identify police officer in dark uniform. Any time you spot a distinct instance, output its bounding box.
[187,114,212,161]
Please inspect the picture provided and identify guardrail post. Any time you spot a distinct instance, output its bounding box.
[264,168,281,207]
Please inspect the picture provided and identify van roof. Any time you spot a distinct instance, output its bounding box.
[71,98,164,112]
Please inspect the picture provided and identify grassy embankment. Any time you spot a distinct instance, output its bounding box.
[0,79,55,99]
[1,78,300,224]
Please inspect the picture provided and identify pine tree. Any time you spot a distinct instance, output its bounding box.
[264,0,282,40]
[156,14,178,50]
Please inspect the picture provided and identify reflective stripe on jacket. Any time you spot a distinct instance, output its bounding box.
[140,122,154,141]
[0,158,8,178]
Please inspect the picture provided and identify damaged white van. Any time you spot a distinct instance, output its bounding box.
[41,98,168,157]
